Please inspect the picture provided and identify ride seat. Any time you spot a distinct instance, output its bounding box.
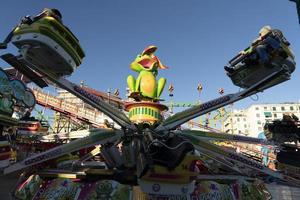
[11,11,85,76]
[149,136,194,169]
[225,32,296,89]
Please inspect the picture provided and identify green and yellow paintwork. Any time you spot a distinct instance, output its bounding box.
[127,45,167,100]
[125,102,168,124]
[13,16,85,66]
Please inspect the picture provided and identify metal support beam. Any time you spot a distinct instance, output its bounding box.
[155,69,286,133]
[1,53,136,131]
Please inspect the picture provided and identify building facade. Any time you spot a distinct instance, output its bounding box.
[224,103,300,137]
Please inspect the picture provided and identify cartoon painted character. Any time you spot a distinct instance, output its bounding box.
[0,69,14,116]
[96,181,114,200]
[0,93,14,115]
[127,45,168,101]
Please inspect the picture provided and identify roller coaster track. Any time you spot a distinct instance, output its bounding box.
[31,88,112,128]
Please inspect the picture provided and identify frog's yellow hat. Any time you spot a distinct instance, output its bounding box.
[142,45,168,69]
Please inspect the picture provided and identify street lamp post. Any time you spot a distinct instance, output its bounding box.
[107,88,111,104]
[197,83,203,126]
[168,84,174,114]
[218,88,225,131]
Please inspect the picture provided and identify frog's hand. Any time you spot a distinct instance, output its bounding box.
[156,77,166,98]
[127,75,136,92]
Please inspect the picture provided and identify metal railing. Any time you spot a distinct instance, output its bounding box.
[31,87,106,128]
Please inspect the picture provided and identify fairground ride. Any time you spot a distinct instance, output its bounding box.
[0,8,298,199]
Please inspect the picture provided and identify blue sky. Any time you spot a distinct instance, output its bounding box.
[0,0,299,111]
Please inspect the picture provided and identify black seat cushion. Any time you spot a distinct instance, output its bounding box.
[149,136,194,169]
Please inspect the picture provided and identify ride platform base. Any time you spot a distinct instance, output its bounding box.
[125,101,168,125]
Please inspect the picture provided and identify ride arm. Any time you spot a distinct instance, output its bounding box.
[190,141,243,174]
[290,0,300,24]
[79,145,101,162]
[155,69,286,133]
[181,132,300,186]
[178,129,272,145]
[3,128,123,174]
[188,121,222,133]
[1,53,136,131]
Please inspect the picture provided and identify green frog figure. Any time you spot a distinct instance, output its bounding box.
[127,45,168,101]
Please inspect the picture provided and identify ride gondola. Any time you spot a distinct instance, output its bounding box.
[1,8,85,76]
[225,26,296,90]
[264,113,300,143]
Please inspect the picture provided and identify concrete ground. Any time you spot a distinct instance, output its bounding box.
[267,184,300,200]
[0,172,20,200]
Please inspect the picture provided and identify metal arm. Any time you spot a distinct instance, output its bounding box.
[178,130,273,145]
[1,53,136,131]
[3,128,123,174]
[155,69,286,133]
[192,143,243,174]
[182,132,300,186]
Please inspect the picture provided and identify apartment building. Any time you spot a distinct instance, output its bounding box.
[224,103,300,137]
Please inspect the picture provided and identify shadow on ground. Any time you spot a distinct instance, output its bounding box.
[0,172,20,200]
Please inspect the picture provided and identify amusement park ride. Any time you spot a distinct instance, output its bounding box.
[0,7,298,199]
